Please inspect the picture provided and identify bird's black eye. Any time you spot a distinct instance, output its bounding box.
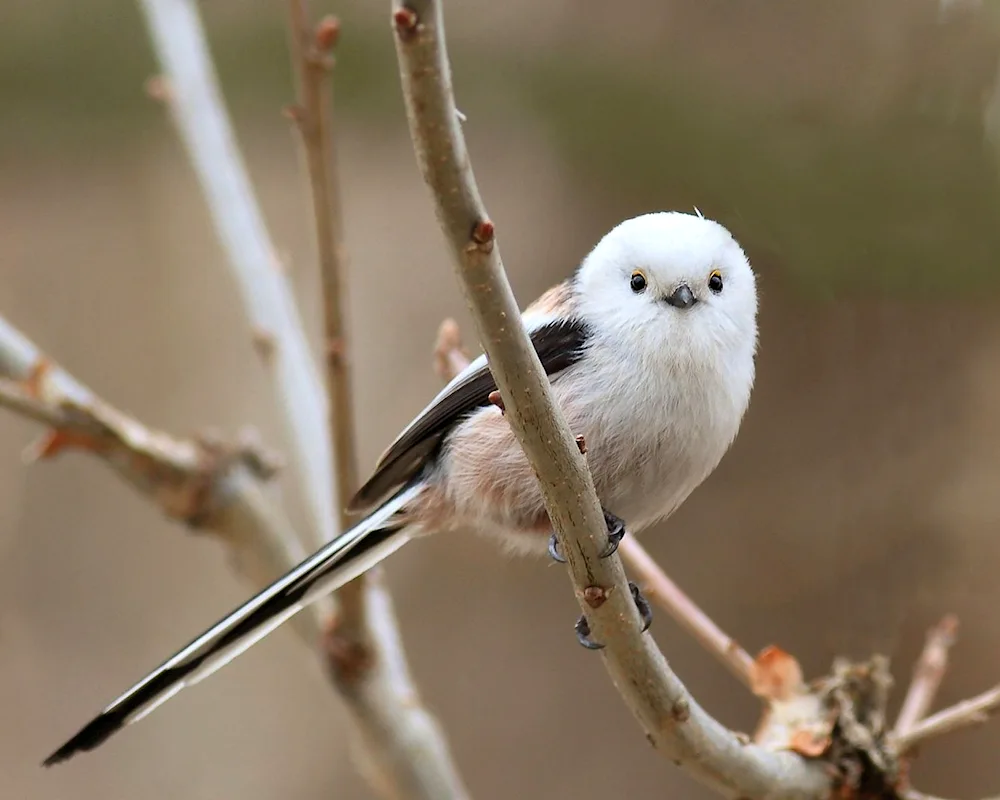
[630,270,647,293]
[708,270,724,294]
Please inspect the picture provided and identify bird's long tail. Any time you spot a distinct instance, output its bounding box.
[43,481,423,767]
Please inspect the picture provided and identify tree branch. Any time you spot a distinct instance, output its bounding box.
[391,3,830,798]
[894,615,959,738]
[283,3,470,797]
[432,318,756,689]
[284,0,371,668]
[894,684,1000,753]
[135,2,466,796]
[618,536,755,688]
[138,0,335,549]
[0,315,320,645]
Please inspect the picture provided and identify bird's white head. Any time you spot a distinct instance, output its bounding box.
[575,211,758,373]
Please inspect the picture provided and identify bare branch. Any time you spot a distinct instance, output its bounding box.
[284,3,469,797]
[0,315,320,645]
[391,2,830,798]
[138,0,335,548]
[285,3,358,532]
[618,536,755,689]
[894,615,959,737]
[431,317,756,688]
[894,684,1000,753]
[433,318,470,382]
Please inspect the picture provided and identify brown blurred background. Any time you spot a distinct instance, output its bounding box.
[3,0,1000,797]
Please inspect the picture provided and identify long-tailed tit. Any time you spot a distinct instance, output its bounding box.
[44,210,759,765]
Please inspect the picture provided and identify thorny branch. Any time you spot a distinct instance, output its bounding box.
[284,2,469,797]
[392,2,832,798]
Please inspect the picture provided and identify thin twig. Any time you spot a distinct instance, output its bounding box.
[894,684,1000,753]
[894,615,959,737]
[391,2,829,797]
[432,318,756,689]
[284,3,469,797]
[285,0,370,666]
[618,536,755,688]
[0,315,320,645]
[285,3,358,532]
[433,318,470,382]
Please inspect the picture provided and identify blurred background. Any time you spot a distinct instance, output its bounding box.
[2,0,1000,797]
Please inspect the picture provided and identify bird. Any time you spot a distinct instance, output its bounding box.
[43,210,759,766]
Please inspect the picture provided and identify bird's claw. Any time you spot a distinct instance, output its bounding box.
[575,615,604,650]
[547,532,566,563]
[600,509,626,558]
[547,508,627,564]
[575,581,653,650]
[630,580,653,633]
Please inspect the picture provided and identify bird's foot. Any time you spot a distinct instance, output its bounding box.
[547,508,627,564]
[574,582,653,650]
[600,509,626,558]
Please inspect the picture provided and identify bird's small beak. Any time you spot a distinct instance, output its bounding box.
[664,283,697,310]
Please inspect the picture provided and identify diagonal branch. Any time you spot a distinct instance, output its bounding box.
[0,315,320,645]
[618,536,755,688]
[391,2,830,798]
[138,0,335,550]
[432,318,755,689]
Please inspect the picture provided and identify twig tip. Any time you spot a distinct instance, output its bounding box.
[315,15,341,52]
[392,6,419,39]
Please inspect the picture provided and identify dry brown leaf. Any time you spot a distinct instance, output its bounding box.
[751,646,837,758]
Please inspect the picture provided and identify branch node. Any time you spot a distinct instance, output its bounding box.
[281,104,306,124]
[314,15,341,52]
[470,218,496,252]
[326,336,346,367]
[323,613,375,686]
[251,328,276,361]
[392,6,419,39]
[24,358,52,399]
[583,584,609,609]
[672,698,692,723]
[144,74,173,103]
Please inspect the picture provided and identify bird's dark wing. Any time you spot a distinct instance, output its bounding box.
[347,316,591,513]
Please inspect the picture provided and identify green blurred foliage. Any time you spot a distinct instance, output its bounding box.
[4,0,1000,295]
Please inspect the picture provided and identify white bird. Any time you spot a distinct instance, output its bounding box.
[44,210,759,765]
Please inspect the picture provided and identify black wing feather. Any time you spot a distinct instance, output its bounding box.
[347,317,591,512]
